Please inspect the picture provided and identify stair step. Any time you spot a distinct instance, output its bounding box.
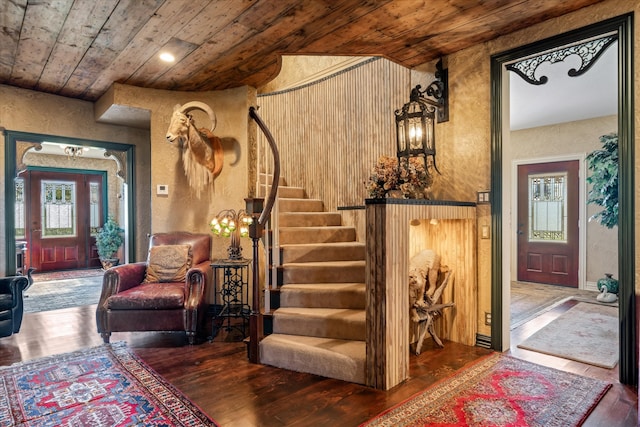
[258,173,287,186]
[278,186,305,199]
[280,283,365,309]
[272,307,365,341]
[279,212,342,227]
[279,198,324,212]
[260,334,366,384]
[258,175,368,385]
[279,226,356,244]
[280,242,366,263]
[260,185,305,199]
[280,260,366,284]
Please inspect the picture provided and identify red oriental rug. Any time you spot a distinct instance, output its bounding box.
[0,342,219,426]
[361,353,611,427]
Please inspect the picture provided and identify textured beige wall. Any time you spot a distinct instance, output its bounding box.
[512,116,617,160]
[511,115,619,283]
[106,83,255,261]
[0,84,150,275]
[259,56,368,93]
[475,204,492,336]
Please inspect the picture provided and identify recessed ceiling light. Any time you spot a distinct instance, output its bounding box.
[159,52,175,63]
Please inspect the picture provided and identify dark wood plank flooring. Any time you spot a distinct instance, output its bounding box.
[0,301,636,426]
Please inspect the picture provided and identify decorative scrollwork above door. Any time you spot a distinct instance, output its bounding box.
[506,34,617,85]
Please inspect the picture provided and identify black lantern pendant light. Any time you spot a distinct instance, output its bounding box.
[395,59,448,175]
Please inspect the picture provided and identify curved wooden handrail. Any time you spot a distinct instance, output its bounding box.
[249,106,280,225]
[248,106,281,363]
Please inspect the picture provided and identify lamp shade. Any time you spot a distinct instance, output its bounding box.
[210,208,253,260]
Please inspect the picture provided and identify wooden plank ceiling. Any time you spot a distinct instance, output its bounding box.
[0,0,604,102]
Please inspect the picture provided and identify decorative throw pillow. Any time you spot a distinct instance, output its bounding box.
[144,244,192,283]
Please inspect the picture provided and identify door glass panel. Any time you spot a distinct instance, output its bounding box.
[89,182,100,235]
[15,178,25,238]
[41,180,76,238]
[528,173,567,242]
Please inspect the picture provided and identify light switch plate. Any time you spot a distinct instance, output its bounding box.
[157,184,169,195]
[477,190,490,204]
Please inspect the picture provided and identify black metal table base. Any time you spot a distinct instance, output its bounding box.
[208,259,251,342]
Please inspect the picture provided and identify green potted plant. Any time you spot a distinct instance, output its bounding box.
[586,132,618,229]
[96,216,124,270]
[587,132,619,301]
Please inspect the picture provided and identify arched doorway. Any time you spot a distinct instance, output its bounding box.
[4,131,136,276]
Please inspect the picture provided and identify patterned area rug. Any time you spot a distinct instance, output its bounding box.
[361,353,610,427]
[517,302,619,368]
[31,268,104,283]
[24,276,104,313]
[0,342,219,426]
[510,281,601,330]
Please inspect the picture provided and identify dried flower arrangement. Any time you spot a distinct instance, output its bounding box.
[366,155,433,199]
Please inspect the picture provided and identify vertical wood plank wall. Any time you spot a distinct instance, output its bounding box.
[366,200,476,390]
[409,218,478,345]
[256,58,410,211]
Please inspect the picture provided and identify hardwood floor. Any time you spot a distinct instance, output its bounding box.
[0,302,636,426]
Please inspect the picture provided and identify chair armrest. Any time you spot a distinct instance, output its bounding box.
[96,263,145,337]
[185,261,212,308]
[0,279,14,297]
[100,262,147,299]
[0,277,27,309]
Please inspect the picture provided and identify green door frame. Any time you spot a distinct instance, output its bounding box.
[4,130,136,275]
[490,14,636,385]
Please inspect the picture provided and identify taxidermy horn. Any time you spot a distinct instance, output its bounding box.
[179,101,217,131]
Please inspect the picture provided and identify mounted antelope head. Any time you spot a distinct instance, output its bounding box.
[166,101,223,196]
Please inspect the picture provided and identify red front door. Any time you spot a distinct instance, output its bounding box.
[26,170,103,272]
[517,161,579,287]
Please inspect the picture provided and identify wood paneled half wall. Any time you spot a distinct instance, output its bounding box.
[365,199,477,390]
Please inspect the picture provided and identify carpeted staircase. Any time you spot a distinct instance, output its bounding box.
[259,177,367,384]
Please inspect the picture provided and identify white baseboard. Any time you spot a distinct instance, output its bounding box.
[585,281,599,292]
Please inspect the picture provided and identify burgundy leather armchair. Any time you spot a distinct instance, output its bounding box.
[96,232,212,344]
